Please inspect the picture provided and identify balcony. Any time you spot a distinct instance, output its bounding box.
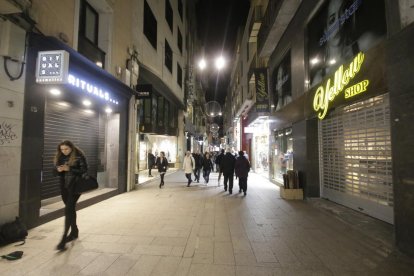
[248,5,263,43]
[257,0,301,57]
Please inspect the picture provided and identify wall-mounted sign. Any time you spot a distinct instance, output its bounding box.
[255,68,269,113]
[136,84,152,99]
[305,42,386,120]
[36,50,69,84]
[67,74,119,104]
[313,52,368,119]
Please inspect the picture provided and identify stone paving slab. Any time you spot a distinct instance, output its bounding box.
[0,171,413,275]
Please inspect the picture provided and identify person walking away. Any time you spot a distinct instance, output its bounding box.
[193,151,202,183]
[156,151,168,188]
[148,150,156,177]
[235,150,250,196]
[221,148,236,194]
[202,152,214,184]
[54,140,88,251]
[215,149,225,184]
[183,151,195,186]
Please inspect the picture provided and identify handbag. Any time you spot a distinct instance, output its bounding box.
[75,173,98,194]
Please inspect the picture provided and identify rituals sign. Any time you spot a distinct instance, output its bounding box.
[36,50,69,84]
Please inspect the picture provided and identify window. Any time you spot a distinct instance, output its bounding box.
[157,96,164,127]
[80,0,98,44]
[177,28,183,53]
[144,98,151,124]
[144,0,157,49]
[178,0,183,20]
[78,0,105,68]
[177,63,182,87]
[169,105,176,128]
[165,39,173,73]
[164,101,169,127]
[165,0,173,32]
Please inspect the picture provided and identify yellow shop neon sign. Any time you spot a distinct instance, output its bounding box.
[313,52,369,119]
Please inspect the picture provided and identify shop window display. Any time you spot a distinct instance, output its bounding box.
[272,128,293,184]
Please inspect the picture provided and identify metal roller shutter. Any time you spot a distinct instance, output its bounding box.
[42,100,99,199]
[319,94,393,224]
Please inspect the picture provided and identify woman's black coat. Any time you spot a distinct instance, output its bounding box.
[202,157,214,171]
[156,157,169,173]
[55,153,88,191]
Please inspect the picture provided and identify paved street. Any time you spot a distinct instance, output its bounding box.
[0,171,413,275]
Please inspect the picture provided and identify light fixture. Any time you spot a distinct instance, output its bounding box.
[96,61,103,68]
[50,88,61,95]
[82,99,92,106]
[198,59,207,70]
[105,107,112,113]
[210,112,214,116]
[218,112,222,116]
[215,56,225,70]
[310,58,320,65]
[329,59,336,65]
[57,102,69,107]
[84,109,94,114]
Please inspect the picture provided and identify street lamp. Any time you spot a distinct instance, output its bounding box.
[197,55,227,71]
[198,59,207,70]
[215,56,225,70]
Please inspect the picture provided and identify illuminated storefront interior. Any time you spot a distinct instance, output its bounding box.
[271,128,293,184]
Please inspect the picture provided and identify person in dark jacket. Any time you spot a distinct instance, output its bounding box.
[54,140,88,251]
[148,150,156,177]
[221,148,236,194]
[215,149,225,183]
[156,151,168,188]
[235,150,251,196]
[192,151,203,183]
[202,152,214,184]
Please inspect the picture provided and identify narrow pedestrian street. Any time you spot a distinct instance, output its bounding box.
[1,171,413,275]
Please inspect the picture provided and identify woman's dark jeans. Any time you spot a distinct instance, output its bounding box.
[203,169,211,183]
[61,188,80,237]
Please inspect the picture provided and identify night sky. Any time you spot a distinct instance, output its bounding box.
[195,0,250,106]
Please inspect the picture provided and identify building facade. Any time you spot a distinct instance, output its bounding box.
[255,0,414,256]
[0,0,197,228]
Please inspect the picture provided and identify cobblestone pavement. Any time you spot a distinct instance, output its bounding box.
[1,171,413,275]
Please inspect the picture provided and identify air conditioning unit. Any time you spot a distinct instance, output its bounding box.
[0,20,25,61]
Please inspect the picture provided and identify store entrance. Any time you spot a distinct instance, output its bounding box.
[40,98,120,216]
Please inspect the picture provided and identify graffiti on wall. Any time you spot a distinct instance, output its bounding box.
[0,121,18,145]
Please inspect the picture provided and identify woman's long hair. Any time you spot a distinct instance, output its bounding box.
[53,140,84,166]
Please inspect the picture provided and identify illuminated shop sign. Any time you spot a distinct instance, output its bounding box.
[136,84,152,99]
[36,50,69,84]
[67,74,119,104]
[255,68,270,112]
[313,52,369,120]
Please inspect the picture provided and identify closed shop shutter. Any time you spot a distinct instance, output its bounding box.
[319,94,393,223]
[41,100,99,199]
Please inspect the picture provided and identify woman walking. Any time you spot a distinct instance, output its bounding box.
[156,151,168,188]
[54,140,88,251]
[202,152,214,184]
